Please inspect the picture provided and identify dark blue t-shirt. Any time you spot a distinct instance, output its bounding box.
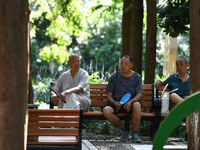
[106,71,142,102]
[164,72,190,98]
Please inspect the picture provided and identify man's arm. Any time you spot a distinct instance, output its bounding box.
[155,80,165,89]
[124,93,142,112]
[107,92,122,110]
[59,86,83,102]
[128,93,142,103]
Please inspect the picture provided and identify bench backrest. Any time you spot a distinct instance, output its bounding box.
[89,83,154,108]
[50,83,155,111]
[27,109,82,147]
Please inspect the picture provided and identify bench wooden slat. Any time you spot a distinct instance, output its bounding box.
[83,112,156,118]
[90,83,107,89]
[28,122,79,127]
[141,95,153,100]
[90,99,153,108]
[28,109,80,116]
[141,101,152,108]
[90,90,107,94]
[142,90,153,95]
[28,128,79,136]
[91,101,108,107]
[29,116,79,122]
[27,141,78,145]
[27,136,78,145]
[90,95,107,99]
[142,84,153,90]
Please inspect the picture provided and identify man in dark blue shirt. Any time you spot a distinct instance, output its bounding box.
[155,55,190,108]
[155,55,189,140]
[103,55,142,142]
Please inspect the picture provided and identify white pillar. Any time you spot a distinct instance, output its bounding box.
[163,34,178,76]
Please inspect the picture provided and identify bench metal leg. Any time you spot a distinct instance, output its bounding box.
[124,111,130,131]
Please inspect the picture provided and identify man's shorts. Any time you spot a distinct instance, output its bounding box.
[105,101,142,114]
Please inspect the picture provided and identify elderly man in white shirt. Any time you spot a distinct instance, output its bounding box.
[51,54,91,111]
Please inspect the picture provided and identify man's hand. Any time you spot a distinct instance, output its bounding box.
[51,95,59,105]
[115,102,122,111]
[124,101,132,112]
[59,91,69,102]
[155,80,164,89]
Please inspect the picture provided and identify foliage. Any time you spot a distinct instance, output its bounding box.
[30,0,123,80]
[155,74,168,82]
[177,31,190,59]
[40,44,70,64]
[79,11,122,75]
[32,77,55,104]
[83,119,121,136]
[171,123,186,138]
[89,72,107,83]
[158,0,189,38]
[138,121,151,136]
[30,0,86,66]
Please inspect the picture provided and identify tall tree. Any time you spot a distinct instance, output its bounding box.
[188,0,200,149]
[0,0,27,150]
[25,0,33,104]
[130,0,143,75]
[121,0,132,56]
[144,0,157,83]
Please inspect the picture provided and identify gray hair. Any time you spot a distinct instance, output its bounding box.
[69,54,79,60]
[176,55,188,64]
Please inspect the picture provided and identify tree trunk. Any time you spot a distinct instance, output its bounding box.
[25,0,34,104]
[121,0,132,57]
[189,0,200,149]
[24,0,32,148]
[130,0,143,75]
[0,0,27,150]
[144,0,156,84]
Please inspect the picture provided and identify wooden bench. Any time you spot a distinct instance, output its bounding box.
[50,83,169,138]
[27,109,83,150]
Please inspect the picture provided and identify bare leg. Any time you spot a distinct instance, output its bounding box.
[131,102,141,130]
[170,93,183,104]
[103,106,123,129]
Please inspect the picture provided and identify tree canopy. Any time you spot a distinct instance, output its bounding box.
[30,0,123,79]
[158,0,189,38]
[30,0,190,80]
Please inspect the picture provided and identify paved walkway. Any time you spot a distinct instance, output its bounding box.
[82,131,187,150]
[82,140,98,150]
[82,140,187,150]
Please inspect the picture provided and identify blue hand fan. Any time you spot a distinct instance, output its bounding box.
[120,93,131,104]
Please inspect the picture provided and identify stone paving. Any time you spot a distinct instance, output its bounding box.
[82,129,187,150]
